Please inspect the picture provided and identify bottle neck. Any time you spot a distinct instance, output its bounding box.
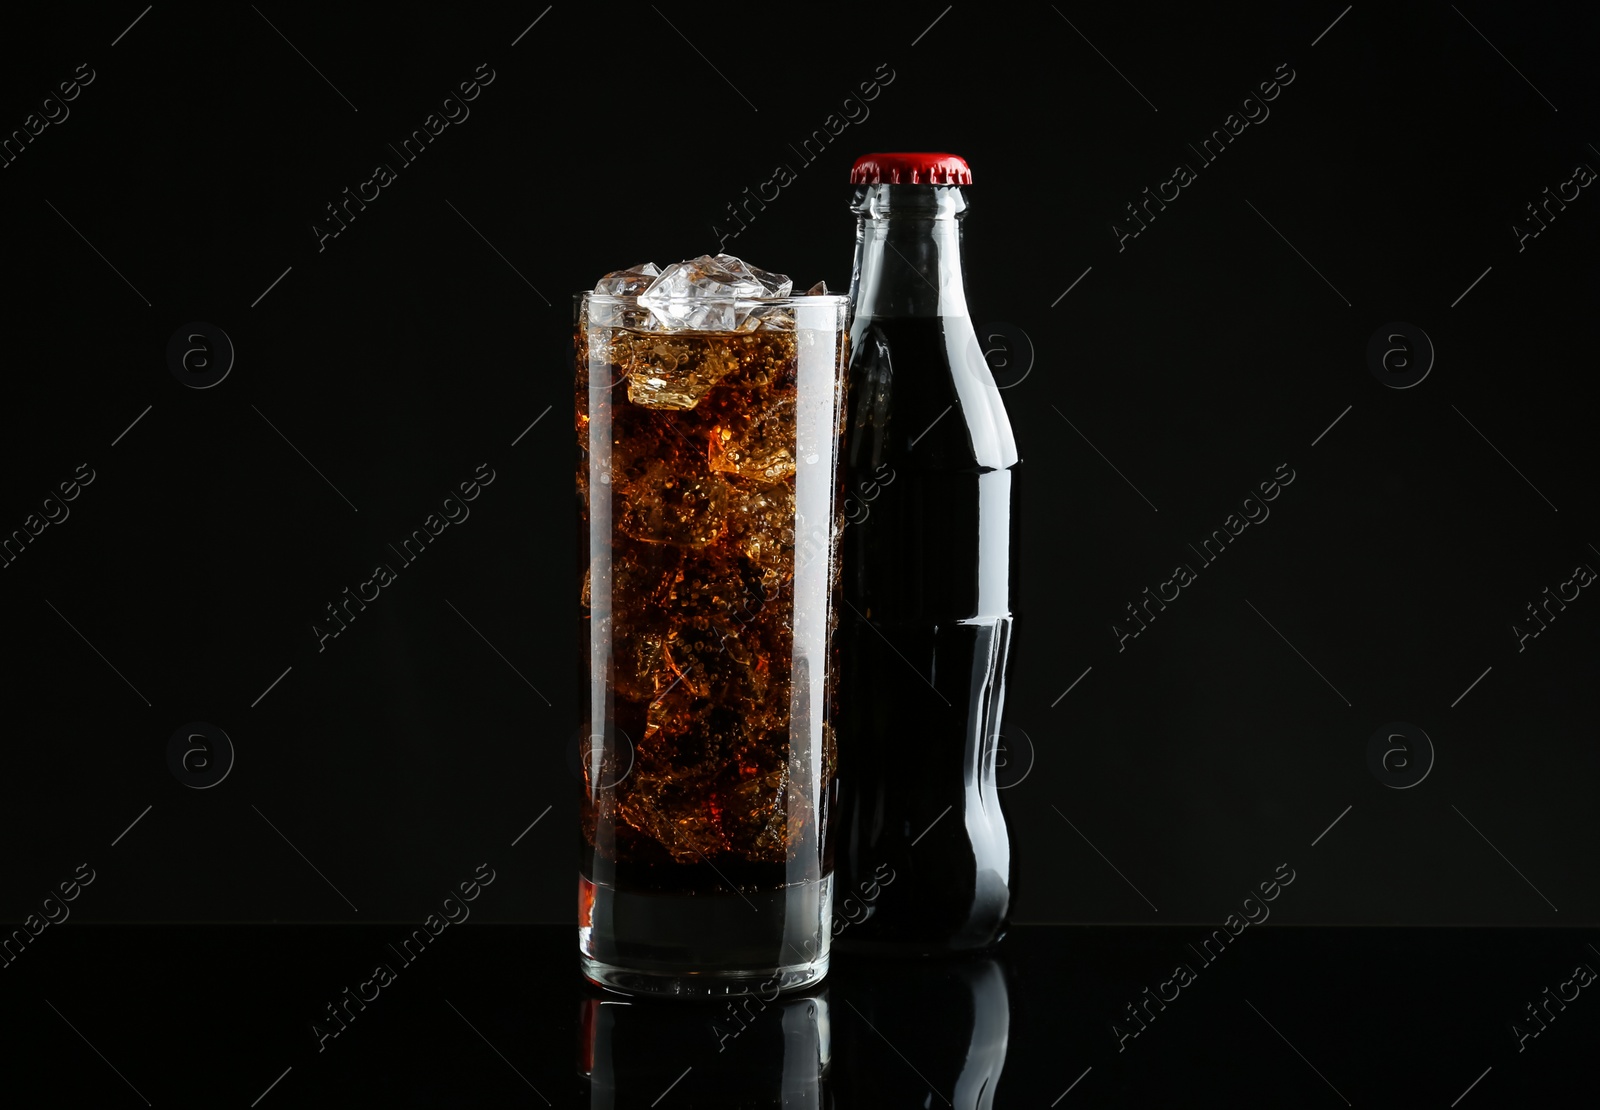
[848,184,970,319]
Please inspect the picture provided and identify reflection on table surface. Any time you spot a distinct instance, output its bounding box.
[578,950,1010,1108]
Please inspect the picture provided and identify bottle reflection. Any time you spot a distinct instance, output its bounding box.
[578,984,830,1108]
[829,954,1010,1109]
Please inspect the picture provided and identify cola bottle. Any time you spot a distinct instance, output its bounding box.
[834,153,1018,952]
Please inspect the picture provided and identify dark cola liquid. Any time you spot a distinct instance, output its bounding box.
[834,313,1015,952]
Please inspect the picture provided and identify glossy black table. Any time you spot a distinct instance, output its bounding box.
[4,923,1591,1105]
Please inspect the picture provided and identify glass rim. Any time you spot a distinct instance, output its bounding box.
[577,291,850,307]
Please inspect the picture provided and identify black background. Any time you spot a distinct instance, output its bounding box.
[2,2,1597,1104]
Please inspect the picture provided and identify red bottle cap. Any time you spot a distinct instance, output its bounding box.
[849,152,972,185]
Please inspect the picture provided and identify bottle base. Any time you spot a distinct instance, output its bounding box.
[832,922,1008,959]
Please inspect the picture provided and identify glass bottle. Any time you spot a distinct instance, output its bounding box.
[834,153,1019,952]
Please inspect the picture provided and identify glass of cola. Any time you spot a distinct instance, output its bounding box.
[576,256,848,997]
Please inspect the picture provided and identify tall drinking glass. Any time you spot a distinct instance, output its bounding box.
[576,291,848,997]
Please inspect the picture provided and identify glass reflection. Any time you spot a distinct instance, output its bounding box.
[578,983,830,1107]
[578,951,1008,1107]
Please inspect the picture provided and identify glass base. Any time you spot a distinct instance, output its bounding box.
[579,872,831,998]
[580,953,829,998]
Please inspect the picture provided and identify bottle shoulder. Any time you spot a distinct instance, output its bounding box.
[845,315,1020,472]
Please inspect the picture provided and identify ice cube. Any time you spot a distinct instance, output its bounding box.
[620,335,742,409]
[621,685,795,862]
[744,278,827,333]
[708,391,797,483]
[721,758,792,857]
[735,280,823,333]
[594,262,661,295]
[615,455,730,548]
[749,307,796,332]
[610,619,673,703]
[590,263,662,328]
[638,254,793,331]
[724,476,796,567]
